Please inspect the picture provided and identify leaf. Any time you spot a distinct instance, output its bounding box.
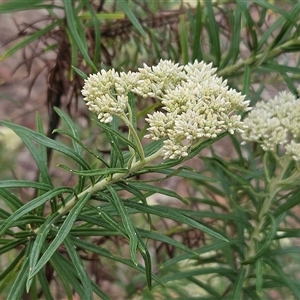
[97,121,139,161]
[232,268,246,299]
[192,1,203,61]
[106,186,139,265]
[81,0,101,66]
[58,165,128,178]
[0,188,25,213]
[0,187,74,237]
[0,121,91,170]
[0,0,57,13]
[0,20,62,61]
[70,236,163,285]
[71,66,88,79]
[161,240,239,269]
[265,258,300,297]
[27,213,60,291]
[49,250,84,299]
[125,202,228,242]
[0,180,52,191]
[29,192,91,278]
[126,181,188,204]
[0,239,27,255]
[37,271,54,300]
[7,244,32,300]
[237,0,257,52]
[138,228,196,255]
[64,237,93,300]
[54,107,86,191]
[117,1,146,38]
[0,247,26,282]
[205,0,220,66]
[63,0,97,71]
[179,15,189,64]
[90,281,110,300]
[273,189,300,218]
[156,267,236,287]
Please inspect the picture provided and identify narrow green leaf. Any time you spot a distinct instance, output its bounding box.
[274,189,300,218]
[0,180,52,191]
[125,202,228,242]
[179,15,189,64]
[0,188,24,212]
[134,229,152,289]
[70,236,164,285]
[205,0,220,65]
[242,64,251,96]
[256,258,263,295]
[90,281,110,300]
[37,271,54,300]
[117,1,146,38]
[7,244,32,300]
[49,250,84,299]
[264,62,297,94]
[0,187,74,237]
[65,27,79,81]
[265,258,300,297]
[52,128,108,167]
[221,8,242,68]
[54,107,82,155]
[232,268,246,299]
[64,236,93,300]
[161,240,237,269]
[156,267,236,287]
[29,193,91,278]
[58,165,128,177]
[127,181,188,204]
[63,0,97,71]
[106,186,139,265]
[71,66,87,79]
[252,0,298,29]
[237,0,257,52]
[35,112,52,199]
[0,0,60,13]
[82,0,101,66]
[0,121,91,170]
[0,247,26,281]
[91,205,127,236]
[27,213,60,291]
[0,20,61,61]
[192,1,203,61]
[0,239,27,255]
[54,107,86,192]
[138,228,196,255]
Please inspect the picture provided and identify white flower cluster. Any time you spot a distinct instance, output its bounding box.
[81,69,138,123]
[82,60,250,159]
[242,90,300,161]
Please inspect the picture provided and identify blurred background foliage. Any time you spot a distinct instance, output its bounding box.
[1,0,300,299]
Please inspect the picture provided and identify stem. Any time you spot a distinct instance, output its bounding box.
[34,148,163,234]
[240,154,292,297]
[218,38,300,77]
[120,113,146,163]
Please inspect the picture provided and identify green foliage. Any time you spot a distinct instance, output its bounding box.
[1,0,300,299]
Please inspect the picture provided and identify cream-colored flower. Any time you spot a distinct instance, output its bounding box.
[82,60,250,159]
[242,90,300,160]
[143,60,249,159]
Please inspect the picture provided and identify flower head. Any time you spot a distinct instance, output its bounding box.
[82,69,138,123]
[241,90,300,161]
[82,60,250,159]
[144,60,250,159]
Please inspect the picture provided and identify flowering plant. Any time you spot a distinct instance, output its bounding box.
[82,60,250,160]
[0,60,252,299]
